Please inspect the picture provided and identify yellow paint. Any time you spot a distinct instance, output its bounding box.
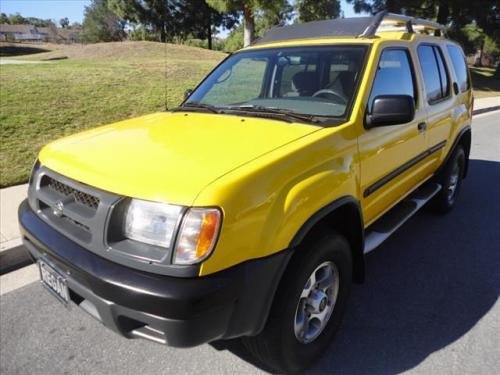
[38,32,472,276]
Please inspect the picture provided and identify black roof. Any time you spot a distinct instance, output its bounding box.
[254,17,373,45]
[253,11,446,45]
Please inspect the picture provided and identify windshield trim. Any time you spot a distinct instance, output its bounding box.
[173,44,371,127]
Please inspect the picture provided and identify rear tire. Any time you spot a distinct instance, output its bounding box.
[432,146,465,213]
[242,233,352,373]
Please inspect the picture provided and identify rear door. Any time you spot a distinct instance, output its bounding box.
[416,43,459,169]
[358,47,428,225]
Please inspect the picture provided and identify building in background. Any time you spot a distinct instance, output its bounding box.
[0,24,81,44]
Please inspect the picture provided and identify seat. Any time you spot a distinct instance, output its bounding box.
[334,71,357,98]
[291,71,319,96]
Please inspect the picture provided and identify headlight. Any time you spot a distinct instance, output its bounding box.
[123,199,183,248]
[122,200,222,265]
[173,208,221,265]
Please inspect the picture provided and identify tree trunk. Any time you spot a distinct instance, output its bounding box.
[159,21,166,43]
[243,5,255,47]
[478,39,485,67]
[436,1,450,25]
[207,15,212,50]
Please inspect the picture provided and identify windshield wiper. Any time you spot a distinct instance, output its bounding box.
[172,102,222,114]
[225,105,322,124]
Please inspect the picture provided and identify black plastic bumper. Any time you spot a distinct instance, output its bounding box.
[18,199,291,347]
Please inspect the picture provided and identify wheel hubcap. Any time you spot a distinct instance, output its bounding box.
[294,261,339,344]
[447,162,460,203]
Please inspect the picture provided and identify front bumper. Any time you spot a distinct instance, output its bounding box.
[19,199,291,347]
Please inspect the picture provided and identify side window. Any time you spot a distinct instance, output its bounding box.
[202,57,268,106]
[417,45,450,103]
[368,49,416,111]
[447,45,470,92]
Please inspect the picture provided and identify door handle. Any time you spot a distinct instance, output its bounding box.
[417,122,427,133]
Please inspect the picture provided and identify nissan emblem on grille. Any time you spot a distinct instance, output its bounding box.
[52,200,64,217]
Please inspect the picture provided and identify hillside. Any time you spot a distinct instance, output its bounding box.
[0,41,225,62]
[0,42,226,187]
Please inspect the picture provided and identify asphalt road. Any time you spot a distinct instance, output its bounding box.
[1,111,499,375]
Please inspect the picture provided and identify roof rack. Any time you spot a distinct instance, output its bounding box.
[252,11,446,46]
[359,11,446,38]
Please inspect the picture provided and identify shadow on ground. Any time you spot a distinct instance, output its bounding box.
[0,44,50,57]
[214,159,500,374]
[470,67,500,93]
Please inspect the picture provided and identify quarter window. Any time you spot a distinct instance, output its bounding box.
[368,49,416,111]
[447,45,470,92]
[418,45,450,103]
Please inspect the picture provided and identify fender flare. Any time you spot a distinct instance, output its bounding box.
[437,125,472,178]
[289,195,365,283]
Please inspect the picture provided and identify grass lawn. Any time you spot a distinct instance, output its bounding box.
[469,66,500,98]
[0,42,225,187]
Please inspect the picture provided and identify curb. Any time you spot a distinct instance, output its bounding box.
[472,105,500,116]
[0,104,498,276]
[0,243,33,275]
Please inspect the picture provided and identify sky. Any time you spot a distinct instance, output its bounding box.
[0,0,366,33]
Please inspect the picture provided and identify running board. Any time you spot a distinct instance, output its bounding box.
[364,182,442,254]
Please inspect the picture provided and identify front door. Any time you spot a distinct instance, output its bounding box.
[358,47,428,225]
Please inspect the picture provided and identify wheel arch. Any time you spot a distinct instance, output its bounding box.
[439,126,471,178]
[289,196,365,284]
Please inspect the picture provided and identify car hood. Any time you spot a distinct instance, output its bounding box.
[39,112,320,205]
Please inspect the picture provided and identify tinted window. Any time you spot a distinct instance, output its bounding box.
[447,45,470,92]
[369,49,415,111]
[418,45,442,102]
[435,48,450,97]
[418,45,450,103]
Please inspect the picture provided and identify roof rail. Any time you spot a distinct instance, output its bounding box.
[358,11,446,38]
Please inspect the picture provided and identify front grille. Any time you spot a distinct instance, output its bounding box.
[43,175,100,210]
[31,169,118,246]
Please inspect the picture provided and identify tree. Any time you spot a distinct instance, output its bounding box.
[8,13,26,24]
[108,0,169,42]
[0,13,9,24]
[60,17,70,28]
[206,0,290,47]
[296,0,341,23]
[81,0,126,43]
[175,0,238,49]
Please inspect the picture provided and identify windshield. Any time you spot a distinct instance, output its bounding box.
[184,45,367,123]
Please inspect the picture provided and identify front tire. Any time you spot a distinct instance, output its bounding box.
[242,233,352,373]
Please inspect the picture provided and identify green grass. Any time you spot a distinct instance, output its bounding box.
[469,66,500,98]
[0,42,225,187]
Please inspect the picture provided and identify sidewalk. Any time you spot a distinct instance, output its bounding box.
[473,96,500,113]
[1,96,499,273]
[0,184,30,274]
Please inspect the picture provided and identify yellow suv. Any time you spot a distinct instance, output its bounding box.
[19,12,473,373]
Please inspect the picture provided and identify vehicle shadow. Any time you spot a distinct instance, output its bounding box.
[214,159,500,374]
[0,44,50,57]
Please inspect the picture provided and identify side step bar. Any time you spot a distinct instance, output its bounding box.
[364,182,442,254]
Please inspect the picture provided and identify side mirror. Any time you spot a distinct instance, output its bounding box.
[365,95,415,128]
[184,88,193,100]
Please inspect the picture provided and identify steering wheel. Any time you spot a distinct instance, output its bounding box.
[312,89,348,105]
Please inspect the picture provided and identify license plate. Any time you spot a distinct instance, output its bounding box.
[39,260,69,305]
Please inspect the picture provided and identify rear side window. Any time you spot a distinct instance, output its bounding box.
[417,45,450,104]
[368,49,416,111]
[447,45,470,92]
